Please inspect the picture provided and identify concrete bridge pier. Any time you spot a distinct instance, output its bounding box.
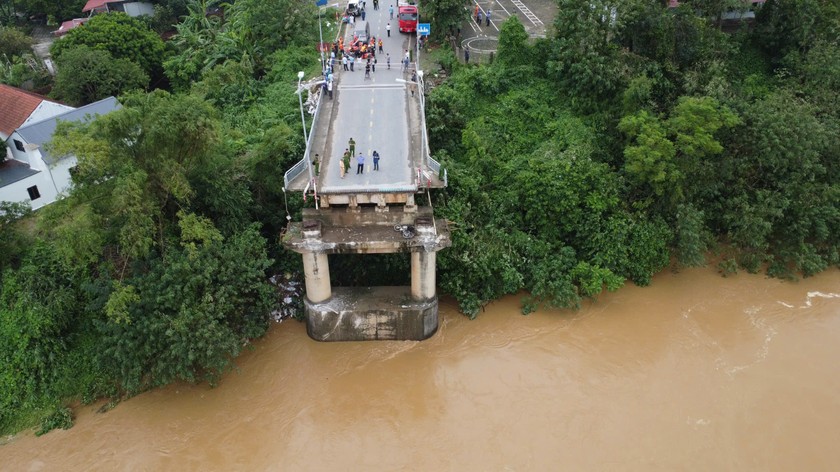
[411,218,437,300]
[411,251,436,300]
[301,220,331,303]
[302,252,331,303]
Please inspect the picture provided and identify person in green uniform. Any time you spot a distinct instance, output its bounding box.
[342,148,351,177]
[348,137,356,156]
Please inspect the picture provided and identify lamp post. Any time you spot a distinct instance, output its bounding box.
[297,71,309,144]
[297,71,313,186]
[319,6,325,73]
[315,0,327,73]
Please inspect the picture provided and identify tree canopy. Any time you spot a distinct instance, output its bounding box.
[52,45,149,106]
[51,13,166,78]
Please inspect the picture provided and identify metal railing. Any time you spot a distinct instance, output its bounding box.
[415,34,447,188]
[283,80,327,190]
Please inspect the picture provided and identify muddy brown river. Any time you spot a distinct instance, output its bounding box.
[3,267,840,471]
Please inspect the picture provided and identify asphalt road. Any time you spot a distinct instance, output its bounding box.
[318,5,416,193]
[460,0,557,61]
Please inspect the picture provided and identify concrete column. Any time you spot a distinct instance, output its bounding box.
[411,251,436,300]
[303,252,332,302]
[404,194,417,213]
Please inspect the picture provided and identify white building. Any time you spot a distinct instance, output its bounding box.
[1,94,120,210]
[82,0,155,17]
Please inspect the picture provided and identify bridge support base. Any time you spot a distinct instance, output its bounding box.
[305,286,438,341]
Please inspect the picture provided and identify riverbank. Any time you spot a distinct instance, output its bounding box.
[3,266,839,470]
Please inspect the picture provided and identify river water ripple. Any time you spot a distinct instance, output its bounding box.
[3,267,840,471]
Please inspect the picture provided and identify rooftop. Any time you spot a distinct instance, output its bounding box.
[82,0,124,12]
[0,159,40,188]
[0,84,56,137]
[15,96,121,164]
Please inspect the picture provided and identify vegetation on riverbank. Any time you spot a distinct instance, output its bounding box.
[1,0,838,435]
[427,1,839,315]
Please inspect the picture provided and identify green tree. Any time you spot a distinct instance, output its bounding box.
[11,0,86,24]
[619,96,739,204]
[50,90,220,264]
[0,201,31,275]
[0,26,31,58]
[753,0,840,65]
[163,0,232,90]
[422,0,465,40]
[549,0,626,112]
[0,242,88,433]
[496,15,530,68]
[97,224,274,392]
[225,0,317,69]
[52,45,149,106]
[719,90,838,274]
[51,13,166,77]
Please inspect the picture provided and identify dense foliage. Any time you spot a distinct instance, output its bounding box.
[51,13,166,79]
[426,3,839,315]
[0,0,319,434]
[52,45,149,106]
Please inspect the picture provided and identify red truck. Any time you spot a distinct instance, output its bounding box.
[398,4,418,33]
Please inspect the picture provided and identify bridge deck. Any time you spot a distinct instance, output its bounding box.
[285,6,444,193]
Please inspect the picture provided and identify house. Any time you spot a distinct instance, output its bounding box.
[53,18,90,37]
[0,84,74,143]
[82,0,155,17]
[669,0,766,22]
[1,96,120,210]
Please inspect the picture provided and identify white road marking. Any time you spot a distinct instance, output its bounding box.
[507,0,544,27]
[470,0,500,32]
[339,84,405,90]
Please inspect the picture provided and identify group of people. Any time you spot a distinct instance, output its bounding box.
[335,138,381,178]
[474,5,491,26]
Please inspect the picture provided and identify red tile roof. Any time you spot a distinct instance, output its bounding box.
[82,0,124,12]
[0,84,54,137]
[54,18,90,36]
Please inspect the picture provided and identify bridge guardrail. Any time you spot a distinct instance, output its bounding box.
[283,81,325,190]
[416,39,447,188]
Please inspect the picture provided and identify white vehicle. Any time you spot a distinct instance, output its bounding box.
[347,0,361,16]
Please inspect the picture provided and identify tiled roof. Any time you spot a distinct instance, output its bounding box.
[0,84,53,137]
[82,0,124,12]
[54,18,90,36]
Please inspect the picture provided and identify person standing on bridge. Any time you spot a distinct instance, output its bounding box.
[338,155,346,178]
[486,9,491,27]
[372,150,380,171]
[348,138,356,156]
[342,55,348,71]
[342,149,351,176]
[386,22,391,37]
[356,152,366,174]
[389,4,394,19]
[378,39,383,53]
[349,55,355,71]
